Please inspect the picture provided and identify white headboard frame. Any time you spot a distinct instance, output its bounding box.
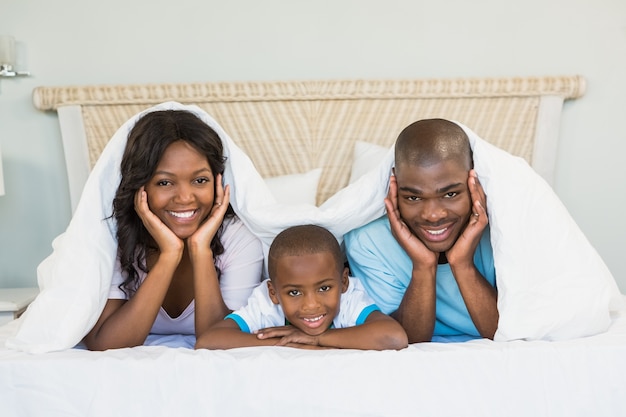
[32,76,586,213]
[57,105,90,213]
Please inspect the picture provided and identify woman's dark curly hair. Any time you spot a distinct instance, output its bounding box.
[113,110,234,296]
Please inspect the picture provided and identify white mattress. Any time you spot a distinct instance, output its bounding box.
[2,305,626,417]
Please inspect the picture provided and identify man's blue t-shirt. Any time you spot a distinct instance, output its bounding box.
[344,216,496,339]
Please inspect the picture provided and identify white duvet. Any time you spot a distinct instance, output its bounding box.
[5,102,624,353]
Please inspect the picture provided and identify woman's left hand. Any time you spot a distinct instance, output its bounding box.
[187,173,230,255]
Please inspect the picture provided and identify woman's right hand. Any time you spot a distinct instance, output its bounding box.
[134,186,184,257]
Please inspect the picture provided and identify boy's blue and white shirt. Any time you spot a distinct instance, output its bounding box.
[226,277,380,333]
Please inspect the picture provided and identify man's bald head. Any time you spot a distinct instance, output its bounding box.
[395,119,472,172]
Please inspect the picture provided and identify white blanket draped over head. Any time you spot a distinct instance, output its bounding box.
[6,102,624,353]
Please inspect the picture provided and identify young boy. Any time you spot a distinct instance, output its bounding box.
[344,118,498,343]
[195,224,408,350]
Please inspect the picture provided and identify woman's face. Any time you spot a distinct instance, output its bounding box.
[144,140,215,239]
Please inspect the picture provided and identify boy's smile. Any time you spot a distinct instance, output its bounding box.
[268,252,349,336]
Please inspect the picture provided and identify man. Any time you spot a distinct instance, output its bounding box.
[344,119,498,343]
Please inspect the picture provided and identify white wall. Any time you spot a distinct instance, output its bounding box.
[1,0,625,291]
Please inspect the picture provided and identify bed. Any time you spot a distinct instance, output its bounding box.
[2,76,626,417]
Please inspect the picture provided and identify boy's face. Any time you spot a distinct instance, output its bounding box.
[394,158,472,254]
[268,252,349,336]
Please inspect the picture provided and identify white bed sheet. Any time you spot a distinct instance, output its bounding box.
[2,305,626,417]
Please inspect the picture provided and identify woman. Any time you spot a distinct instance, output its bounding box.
[83,110,263,350]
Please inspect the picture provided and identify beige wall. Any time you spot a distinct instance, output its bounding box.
[1,0,625,291]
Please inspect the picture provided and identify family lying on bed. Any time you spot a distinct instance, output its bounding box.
[81,109,499,351]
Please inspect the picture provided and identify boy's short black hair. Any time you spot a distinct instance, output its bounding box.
[268,225,344,279]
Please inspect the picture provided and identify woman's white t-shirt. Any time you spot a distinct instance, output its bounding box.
[108,216,264,335]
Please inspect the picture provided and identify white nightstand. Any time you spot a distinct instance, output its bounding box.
[0,287,39,326]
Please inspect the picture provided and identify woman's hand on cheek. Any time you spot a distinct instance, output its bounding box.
[188,174,230,256]
[134,186,184,256]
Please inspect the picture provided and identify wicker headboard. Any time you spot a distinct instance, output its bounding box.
[32,76,585,212]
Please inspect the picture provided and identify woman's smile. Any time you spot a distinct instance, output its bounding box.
[167,209,199,220]
[145,140,215,239]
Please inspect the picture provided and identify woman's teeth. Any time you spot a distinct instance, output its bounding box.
[169,210,195,219]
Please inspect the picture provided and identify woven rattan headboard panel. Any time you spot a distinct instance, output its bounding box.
[32,76,585,209]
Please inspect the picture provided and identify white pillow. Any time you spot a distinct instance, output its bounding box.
[264,168,322,206]
[349,141,391,184]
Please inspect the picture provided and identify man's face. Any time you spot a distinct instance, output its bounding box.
[394,159,472,253]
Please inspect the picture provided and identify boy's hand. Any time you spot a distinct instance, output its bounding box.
[256,325,321,347]
[446,169,488,266]
[385,175,438,267]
